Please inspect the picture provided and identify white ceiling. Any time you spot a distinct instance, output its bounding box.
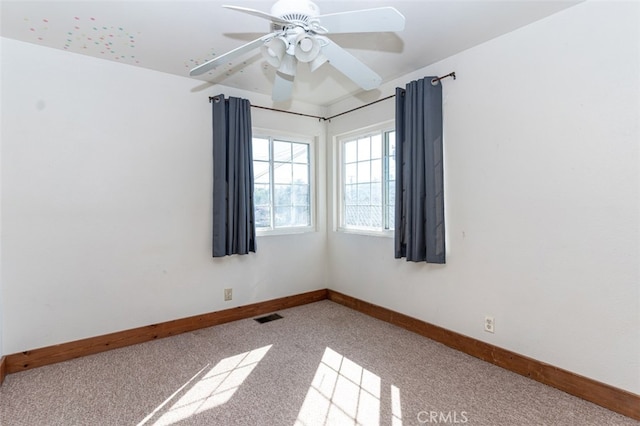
[1,0,581,106]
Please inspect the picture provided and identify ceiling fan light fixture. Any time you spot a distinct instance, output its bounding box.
[294,33,320,63]
[261,37,288,67]
[278,54,298,77]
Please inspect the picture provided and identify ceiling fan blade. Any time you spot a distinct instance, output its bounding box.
[272,72,294,102]
[321,38,382,90]
[223,5,292,26]
[317,7,405,34]
[272,55,297,101]
[189,34,274,76]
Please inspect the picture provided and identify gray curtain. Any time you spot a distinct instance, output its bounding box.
[394,77,445,263]
[211,95,256,257]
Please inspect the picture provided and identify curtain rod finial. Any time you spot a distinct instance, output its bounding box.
[431,71,456,86]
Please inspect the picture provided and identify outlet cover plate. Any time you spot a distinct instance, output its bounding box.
[485,316,495,333]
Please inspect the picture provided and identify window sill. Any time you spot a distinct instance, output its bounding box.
[336,227,394,238]
[257,226,316,237]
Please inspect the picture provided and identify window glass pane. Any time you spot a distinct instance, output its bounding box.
[357,183,370,204]
[274,163,292,184]
[253,161,270,184]
[350,206,361,226]
[384,130,397,231]
[274,206,292,227]
[344,184,356,204]
[345,205,357,226]
[253,138,270,161]
[292,164,308,184]
[357,206,367,227]
[388,131,396,157]
[292,143,308,164]
[292,206,310,226]
[292,184,309,206]
[388,156,396,181]
[254,183,270,206]
[255,206,271,228]
[371,183,382,206]
[369,206,382,228]
[371,159,382,182]
[345,163,357,184]
[274,184,292,206]
[387,130,396,182]
[357,161,370,183]
[387,206,395,230]
[274,140,292,162]
[345,140,357,163]
[358,137,371,161]
[356,206,372,227]
[371,134,382,159]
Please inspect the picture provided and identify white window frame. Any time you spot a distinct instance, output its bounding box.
[336,121,396,237]
[253,129,316,236]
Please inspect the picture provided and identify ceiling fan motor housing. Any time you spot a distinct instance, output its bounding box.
[270,0,320,24]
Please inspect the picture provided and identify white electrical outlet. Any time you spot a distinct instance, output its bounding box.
[224,288,233,301]
[484,316,495,333]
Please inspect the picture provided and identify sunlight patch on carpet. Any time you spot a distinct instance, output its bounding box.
[295,347,393,425]
[137,345,272,426]
[391,384,403,426]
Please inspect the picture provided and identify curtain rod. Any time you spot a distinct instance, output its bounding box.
[208,71,456,121]
[431,71,456,85]
[208,96,324,121]
[250,104,324,121]
[249,96,395,122]
[324,94,395,121]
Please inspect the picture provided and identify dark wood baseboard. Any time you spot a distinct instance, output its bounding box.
[3,287,638,421]
[5,288,327,374]
[327,289,640,421]
[0,356,6,385]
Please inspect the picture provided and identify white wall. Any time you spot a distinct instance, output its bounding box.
[1,0,638,398]
[326,1,639,394]
[0,38,3,356]
[0,37,327,354]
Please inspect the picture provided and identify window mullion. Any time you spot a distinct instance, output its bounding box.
[381,131,387,229]
[269,137,275,230]
[341,143,346,229]
[289,144,294,225]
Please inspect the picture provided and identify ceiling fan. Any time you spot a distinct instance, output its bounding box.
[189,0,405,102]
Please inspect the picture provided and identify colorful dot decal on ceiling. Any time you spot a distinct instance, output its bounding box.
[185,49,221,74]
[185,53,250,77]
[24,15,141,65]
[25,17,49,41]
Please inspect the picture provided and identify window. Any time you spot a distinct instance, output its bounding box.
[339,126,396,234]
[253,135,313,234]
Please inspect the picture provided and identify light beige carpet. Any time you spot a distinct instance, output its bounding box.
[0,300,637,425]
